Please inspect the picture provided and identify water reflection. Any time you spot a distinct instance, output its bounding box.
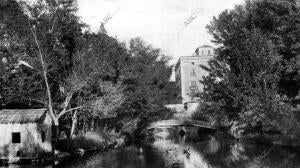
[3,126,300,168]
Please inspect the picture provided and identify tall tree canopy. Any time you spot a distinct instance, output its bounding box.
[123,38,173,117]
[207,0,300,98]
[198,0,300,137]
[0,0,46,108]
[0,0,174,136]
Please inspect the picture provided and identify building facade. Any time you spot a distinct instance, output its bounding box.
[175,45,214,103]
[0,108,52,163]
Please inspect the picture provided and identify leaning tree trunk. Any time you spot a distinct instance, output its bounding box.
[31,27,59,154]
[70,109,78,139]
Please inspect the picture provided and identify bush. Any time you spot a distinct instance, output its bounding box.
[56,128,122,153]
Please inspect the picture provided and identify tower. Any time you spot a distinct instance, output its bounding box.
[175,45,214,103]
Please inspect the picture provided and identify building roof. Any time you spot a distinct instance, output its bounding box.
[0,108,48,124]
[179,56,212,60]
[175,55,212,70]
[197,45,213,48]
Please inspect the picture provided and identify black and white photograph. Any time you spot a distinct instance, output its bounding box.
[0,0,300,167]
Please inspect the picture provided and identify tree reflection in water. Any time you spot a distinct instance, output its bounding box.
[7,126,300,168]
[149,127,300,168]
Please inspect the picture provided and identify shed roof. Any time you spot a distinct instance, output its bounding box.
[0,108,47,124]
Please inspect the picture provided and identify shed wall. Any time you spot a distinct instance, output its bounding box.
[0,115,52,160]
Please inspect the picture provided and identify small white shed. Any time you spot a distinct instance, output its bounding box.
[0,108,52,163]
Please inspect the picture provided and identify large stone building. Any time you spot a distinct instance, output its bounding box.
[175,45,214,103]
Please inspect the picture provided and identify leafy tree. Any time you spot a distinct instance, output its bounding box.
[198,0,300,137]
[58,46,126,137]
[64,37,174,136]
[0,0,45,109]
[1,0,89,138]
[121,38,174,122]
[78,32,130,84]
[1,0,175,139]
[14,0,87,129]
[207,0,300,98]
[63,33,128,136]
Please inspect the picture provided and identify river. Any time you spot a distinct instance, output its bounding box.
[4,126,300,168]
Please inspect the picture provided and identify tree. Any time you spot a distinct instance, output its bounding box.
[64,34,128,136]
[98,22,107,34]
[0,0,46,109]
[1,0,175,139]
[207,0,300,98]
[123,38,173,120]
[18,0,85,128]
[199,0,300,137]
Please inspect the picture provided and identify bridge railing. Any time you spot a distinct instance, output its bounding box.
[147,119,214,129]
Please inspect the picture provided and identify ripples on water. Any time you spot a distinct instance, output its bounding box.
[5,126,300,168]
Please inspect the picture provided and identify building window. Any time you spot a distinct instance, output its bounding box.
[190,69,196,76]
[12,132,21,143]
[202,50,204,55]
[191,81,196,86]
[184,103,188,110]
[208,50,211,55]
[41,131,46,142]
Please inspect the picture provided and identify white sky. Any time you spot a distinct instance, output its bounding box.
[77,0,244,65]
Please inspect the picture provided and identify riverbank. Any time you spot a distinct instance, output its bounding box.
[224,123,300,147]
[203,119,300,148]
[237,133,300,148]
[54,131,130,161]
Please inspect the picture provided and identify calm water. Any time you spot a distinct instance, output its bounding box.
[4,126,300,168]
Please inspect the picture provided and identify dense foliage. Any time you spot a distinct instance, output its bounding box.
[0,0,174,137]
[195,0,300,138]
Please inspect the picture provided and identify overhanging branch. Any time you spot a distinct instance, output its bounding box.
[58,106,84,119]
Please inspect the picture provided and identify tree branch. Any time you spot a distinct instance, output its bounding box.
[25,98,47,105]
[49,16,57,33]
[58,106,84,119]
[62,92,74,111]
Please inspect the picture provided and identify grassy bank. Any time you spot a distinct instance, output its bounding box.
[55,129,129,156]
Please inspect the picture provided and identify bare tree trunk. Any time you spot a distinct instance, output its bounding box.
[29,13,84,152]
[31,27,57,125]
[70,109,78,139]
[30,27,62,156]
[83,118,88,134]
[91,118,95,132]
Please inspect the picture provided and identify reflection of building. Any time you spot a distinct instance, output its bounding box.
[175,45,214,103]
[0,109,52,163]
